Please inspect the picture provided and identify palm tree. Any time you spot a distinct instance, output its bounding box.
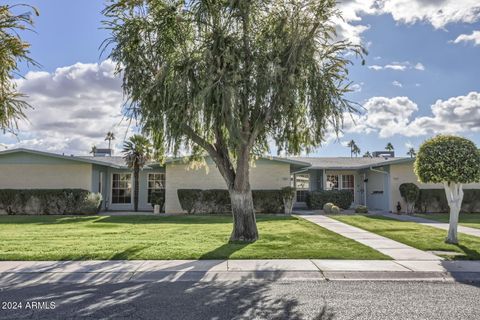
[105,131,115,150]
[363,151,372,158]
[352,145,361,157]
[407,147,416,158]
[347,140,358,158]
[385,142,394,151]
[122,135,153,212]
[90,145,97,155]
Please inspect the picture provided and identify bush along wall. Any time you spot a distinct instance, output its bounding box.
[415,189,480,213]
[177,189,285,214]
[0,189,102,215]
[305,190,354,210]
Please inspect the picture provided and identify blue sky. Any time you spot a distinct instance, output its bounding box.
[2,0,480,157]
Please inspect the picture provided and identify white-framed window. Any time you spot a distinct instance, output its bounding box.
[111,173,132,204]
[147,173,165,203]
[295,173,310,202]
[326,174,339,190]
[342,174,354,191]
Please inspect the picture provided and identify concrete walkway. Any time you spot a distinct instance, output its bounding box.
[301,215,442,261]
[381,213,480,238]
[1,260,480,283]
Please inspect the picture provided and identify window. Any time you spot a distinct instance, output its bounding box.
[326,175,339,190]
[148,173,165,203]
[111,173,132,204]
[295,173,310,202]
[342,175,354,191]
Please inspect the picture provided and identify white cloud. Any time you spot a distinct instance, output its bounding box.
[453,30,480,46]
[350,83,363,93]
[414,63,425,71]
[385,64,406,71]
[2,60,133,155]
[344,92,480,138]
[392,80,403,87]
[368,65,383,70]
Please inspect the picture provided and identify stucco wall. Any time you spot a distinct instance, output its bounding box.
[0,162,92,191]
[389,162,480,213]
[165,158,291,213]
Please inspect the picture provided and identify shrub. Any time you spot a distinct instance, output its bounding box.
[330,205,341,214]
[0,189,100,215]
[323,202,334,214]
[176,189,286,214]
[281,187,296,215]
[253,190,284,213]
[415,189,480,213]
[355,205,368,214]
[150,190,165,211]
[399,183,420,214]
[177,189,202,214]
[306,190,353,210]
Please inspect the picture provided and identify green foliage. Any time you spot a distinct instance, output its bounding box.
[414,135,480,184]
[150,190,165,210]
[323,202,334,214]
[177,189,203,214]
[399,183,420,204]
[122,134,153,169]
[330,205,341,214]
[280,187,296,202]
[354,205,368,214]
[0,189,101,215]
[415,189,480,213]
[306,190,353,210]
[103,0,363,164]
[0,4,39,132]
[177,189,286,214]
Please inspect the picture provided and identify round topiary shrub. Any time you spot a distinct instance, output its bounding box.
[354,205,368,214]
[330,205,341,214]
[323,202,334,214]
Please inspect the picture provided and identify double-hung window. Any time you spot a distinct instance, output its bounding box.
[112,173,132,204]
[147,173,165,203]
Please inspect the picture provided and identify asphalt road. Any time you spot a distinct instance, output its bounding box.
[0,280,479,320]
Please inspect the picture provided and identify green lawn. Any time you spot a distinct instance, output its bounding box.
[0,215,388,261]
[416,213,480,230]
[332,215,480,260]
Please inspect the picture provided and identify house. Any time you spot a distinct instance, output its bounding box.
[0,148,479,213]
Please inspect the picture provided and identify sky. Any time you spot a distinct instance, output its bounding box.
[1,0,479,157]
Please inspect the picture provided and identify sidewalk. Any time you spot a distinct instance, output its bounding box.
[300,215,441,261]
[381,213,480,238]
[1,260,480,284]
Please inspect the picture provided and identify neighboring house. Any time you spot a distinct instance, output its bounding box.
[0,148,479,213]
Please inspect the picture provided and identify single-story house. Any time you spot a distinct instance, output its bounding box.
[0,148,479,213]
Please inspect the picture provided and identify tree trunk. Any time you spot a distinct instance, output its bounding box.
[134,166,139,212]
[444,182,464,244]
[229,188,258,242]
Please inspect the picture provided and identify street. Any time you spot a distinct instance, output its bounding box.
[0,280,479,320]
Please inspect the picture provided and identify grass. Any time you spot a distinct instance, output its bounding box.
[416,213,480,230]
[332,215,480,260]
[0,215,388,261]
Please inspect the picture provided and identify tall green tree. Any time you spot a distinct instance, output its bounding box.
[123,134,153,212]
[414,135,480,244]
[0,4,39,132]
[385,142,394,151]
[105,131,116,150]
[104,0,363,241]
[352,144,361,157]
[407,147,416,158]
[346,140,358,158]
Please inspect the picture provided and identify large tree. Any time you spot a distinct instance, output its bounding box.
[123,134,153,212]
[414,135,480,244]
[104,0,363,241]
[0,4,38,132]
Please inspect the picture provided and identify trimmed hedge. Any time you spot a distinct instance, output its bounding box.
[177,189,285,214]
[305,190,353,210]
[415,189,480,213]
[0,189,102,215]
[150,190,166,211]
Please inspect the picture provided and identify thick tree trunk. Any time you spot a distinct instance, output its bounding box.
[444,182,463,244]
[229,188,258,242]
[134,167,139,212]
